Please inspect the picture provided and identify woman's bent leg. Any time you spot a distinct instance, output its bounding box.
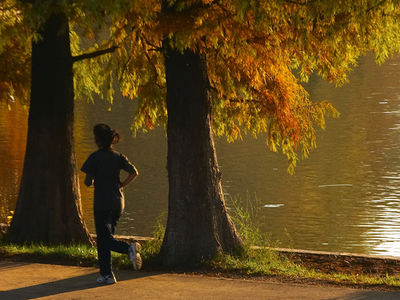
[94,210,130,276]
[108,210,130,254]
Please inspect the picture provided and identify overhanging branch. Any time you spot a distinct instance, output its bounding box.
[283,0,320,5]
[366,0,387,12]
[72,46,118,63]
[16,0,34,4]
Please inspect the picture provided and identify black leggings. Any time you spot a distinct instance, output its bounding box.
[94,209,130,276]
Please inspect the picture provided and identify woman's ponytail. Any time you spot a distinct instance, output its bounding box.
[93,124,121,148]
[111,129,121,145]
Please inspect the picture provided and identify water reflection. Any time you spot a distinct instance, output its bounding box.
[2,52,400,257]
[0,103,28,223]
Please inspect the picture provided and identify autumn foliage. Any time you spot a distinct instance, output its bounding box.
[2,0,400,171]
[102,0,400,172]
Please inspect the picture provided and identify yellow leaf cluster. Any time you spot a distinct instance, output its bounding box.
[0,0,32,106]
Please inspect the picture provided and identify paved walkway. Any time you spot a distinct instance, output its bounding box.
[1,260,399,300]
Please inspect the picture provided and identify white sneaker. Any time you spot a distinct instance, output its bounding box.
[97,273,116,284]
[128,242,142,270]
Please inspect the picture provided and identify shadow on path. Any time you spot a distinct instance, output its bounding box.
[1,261,400,300]
[0,262,158,300]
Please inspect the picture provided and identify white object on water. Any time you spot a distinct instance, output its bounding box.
[318,184,353,188]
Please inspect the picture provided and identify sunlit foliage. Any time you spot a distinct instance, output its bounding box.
[2,0,400,172]
[106,0,400,172]
[0,0,32,106]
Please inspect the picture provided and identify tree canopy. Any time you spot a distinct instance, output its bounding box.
[0,1,32,106]
[3,1,400,171]
[80,0,400,173]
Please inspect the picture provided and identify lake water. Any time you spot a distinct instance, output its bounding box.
[2,52,400,257]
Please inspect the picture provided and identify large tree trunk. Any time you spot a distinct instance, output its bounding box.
[161,47,243,266]
[8,14,92,244]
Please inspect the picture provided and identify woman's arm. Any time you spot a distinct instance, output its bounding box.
[84,174,94,187]
[121,172,138,189]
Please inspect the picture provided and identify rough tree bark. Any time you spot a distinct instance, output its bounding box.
[160,47,244,266]
[8,14,92,244]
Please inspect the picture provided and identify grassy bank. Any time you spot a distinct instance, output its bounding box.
[0,228,163,270]
[2,236,400,290]
[207,248,400,288]
[207,196,400,289]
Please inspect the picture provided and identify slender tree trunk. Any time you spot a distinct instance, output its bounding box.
[8,14,92,244]
[161,47,243,266]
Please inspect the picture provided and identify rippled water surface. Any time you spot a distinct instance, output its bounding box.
[2,52,400,256]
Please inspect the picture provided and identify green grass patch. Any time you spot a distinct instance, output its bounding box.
[207,247,400,287]
[0,214,166,270]
[0,240,154,270]
[0,242,99,267]
[136,212,165,267]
